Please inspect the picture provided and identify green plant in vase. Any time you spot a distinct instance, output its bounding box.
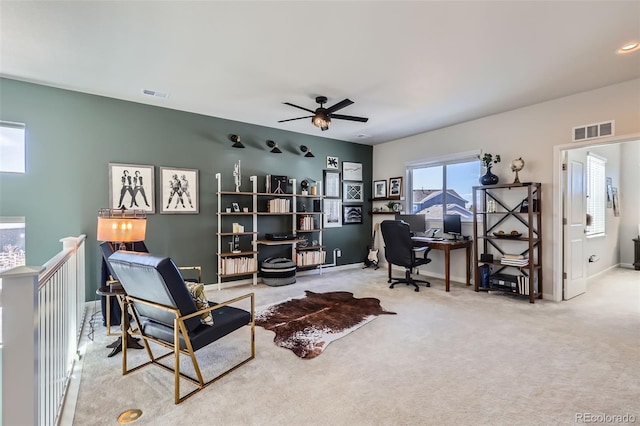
[478,153,501,185]
[386,201,398,212]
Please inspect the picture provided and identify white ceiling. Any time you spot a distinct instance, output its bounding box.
[1,1,639,145]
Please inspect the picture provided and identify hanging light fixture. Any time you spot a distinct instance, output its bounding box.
[266,140,282,153]
[311,111,330,131]
[97,208,147,250]
[300,145,314,157]
[229,134,245,148]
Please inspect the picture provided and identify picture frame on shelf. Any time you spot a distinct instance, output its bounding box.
[326,156,339,169]
[373,179,387,199]
[389,177,402,198]
[343,182,363,202]
[343,205,363,225]
[342,161,362,181]
[160,167,199,214]
[323,169,341,199]
[109,163,155,214]
[232,202,240,212]
[323,199,342,228]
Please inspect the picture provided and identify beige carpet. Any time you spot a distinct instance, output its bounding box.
[70,267,640,426]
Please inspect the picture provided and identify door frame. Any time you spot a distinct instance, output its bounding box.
[552,132,640,302]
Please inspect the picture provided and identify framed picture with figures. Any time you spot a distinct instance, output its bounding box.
[160,167,199,214]
[109,163,155,214]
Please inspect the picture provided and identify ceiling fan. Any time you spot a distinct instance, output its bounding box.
[278,96,368,131]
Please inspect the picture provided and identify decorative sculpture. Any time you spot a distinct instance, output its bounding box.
[233,160,241,192]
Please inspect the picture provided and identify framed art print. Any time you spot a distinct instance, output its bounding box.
[326,156,339,169]
[389,176,402,198]
[160,167,199,214]
[343,182,363,202]
[323,169,341,198]
[109,163,155,214]
[373,180,387,199]
[323,199,342,228]
[342,162,362,181]
[343,205,363,225]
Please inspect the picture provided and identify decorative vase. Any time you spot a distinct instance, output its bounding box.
[480,166,499,185]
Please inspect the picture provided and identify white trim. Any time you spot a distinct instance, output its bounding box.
[553,132,640,303]
[587,263,621,280]
[405,149,480,168]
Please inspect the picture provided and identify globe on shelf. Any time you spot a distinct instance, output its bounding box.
[510,157,525,184]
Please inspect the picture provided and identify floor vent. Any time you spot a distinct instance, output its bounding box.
[572,120,614,142]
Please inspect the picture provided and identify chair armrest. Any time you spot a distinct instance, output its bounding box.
[181,292,255,323]
[412,246,431,259]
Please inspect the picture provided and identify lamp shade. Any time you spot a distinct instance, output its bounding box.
[97,209,147,243]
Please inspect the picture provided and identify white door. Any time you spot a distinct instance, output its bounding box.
[564,150,588,299]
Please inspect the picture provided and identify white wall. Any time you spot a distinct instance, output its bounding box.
[373,79,640,300]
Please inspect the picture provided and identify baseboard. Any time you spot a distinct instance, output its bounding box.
[203,262,362,290]
[619,263,635,270]
[588,263,622,279]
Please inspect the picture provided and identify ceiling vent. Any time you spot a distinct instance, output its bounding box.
[141,89,168,99]
[572,120,614,142]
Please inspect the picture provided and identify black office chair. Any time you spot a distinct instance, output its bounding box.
[380,220,432,292]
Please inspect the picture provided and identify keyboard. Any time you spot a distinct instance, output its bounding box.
[413,236,445,242]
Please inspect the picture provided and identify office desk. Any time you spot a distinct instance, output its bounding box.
[387,238,472,292]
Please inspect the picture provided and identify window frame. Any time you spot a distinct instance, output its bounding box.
[406,151,480,222]
[0,121,26,174]
[586,152,606,237]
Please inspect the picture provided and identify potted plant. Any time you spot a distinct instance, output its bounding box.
[386,201,399,212]
[478,153,501,185]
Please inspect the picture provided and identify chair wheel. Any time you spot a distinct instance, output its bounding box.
[414,287,419,292]
[389,284,394,289]
[426,283,431,287]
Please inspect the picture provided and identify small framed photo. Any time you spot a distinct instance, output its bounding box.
[160,167,199,214]
[343,182,363,202]
[323,199,342,228]
[232,202,240,212]
[389,177,403,199]
[323,169,341,198]
[373,180,387,199]
[326,156,339,169]
[109,163,155,214]
[343,205,363,225]
[342,162,362,181]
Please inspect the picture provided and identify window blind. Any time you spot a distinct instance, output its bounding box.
[586,153,606,236]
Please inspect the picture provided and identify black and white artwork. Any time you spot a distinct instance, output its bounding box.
[109,163,155,214]
[343,205,363,225]
[323,199,342,228]
[373,180,387,199]
[342,162,362,181]
[326,156,339,169]
[160,167,199,214]
[606,177,613,208]
[324,169,341,199]
[343,182,363,202]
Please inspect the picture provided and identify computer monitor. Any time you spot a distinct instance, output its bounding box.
[443,214,462,240]
[395,214,426,234]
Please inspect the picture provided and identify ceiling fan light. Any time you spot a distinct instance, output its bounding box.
[312,113,330,130]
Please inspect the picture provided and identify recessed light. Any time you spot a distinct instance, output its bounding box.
[617,41,640,54]
[356,134,370,139]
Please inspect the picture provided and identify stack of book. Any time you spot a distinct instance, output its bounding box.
[220,257,257,275]
[267,198,290,213]
[298,215,315,230]
[500,254,529,267]
[296,250,326,266]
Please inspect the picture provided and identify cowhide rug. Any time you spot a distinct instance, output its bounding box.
[255,290,396,359]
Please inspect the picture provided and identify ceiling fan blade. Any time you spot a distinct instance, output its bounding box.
[325,98,354,114]
[283,102,316,114]
[330,114,369,123]
[278,115,313,123]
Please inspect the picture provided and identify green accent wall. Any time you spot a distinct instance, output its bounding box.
[0,78,373,298]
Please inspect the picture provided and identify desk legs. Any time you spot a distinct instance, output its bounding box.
[466,245,471,286]
[444,246,451,292]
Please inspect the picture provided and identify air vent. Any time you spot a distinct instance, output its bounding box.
[141,89,168,99]
[572,120,614,142]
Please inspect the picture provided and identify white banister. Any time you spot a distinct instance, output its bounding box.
[1,235,86,426]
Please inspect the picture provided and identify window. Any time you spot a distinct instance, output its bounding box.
[586,153,606,236]
[0,121,26,173]
[0,217,26,273]
[407,153,480,222]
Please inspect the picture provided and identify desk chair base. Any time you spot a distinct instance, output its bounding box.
[389,269,431,292]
